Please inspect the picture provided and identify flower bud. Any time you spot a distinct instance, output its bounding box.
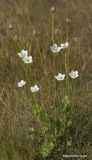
[50,6,56,13]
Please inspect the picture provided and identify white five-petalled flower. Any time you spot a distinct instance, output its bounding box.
[69,70,79,79]
[50,44,62,53]
[22,56,33,64]
[18,80,26,87]
[18,49,33,64]
[18,49,28,58]
[55,73,65,81]
[30,85,39,93]
[50,42,69,53]
[60,42,69,49]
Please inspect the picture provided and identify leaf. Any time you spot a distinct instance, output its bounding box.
[40,141,54,157]
[61,95,71,113]
[34,104,45,120]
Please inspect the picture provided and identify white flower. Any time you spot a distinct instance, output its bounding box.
[64,42,69,48]
[60,42,69,49]
[30,85,39,93]
[18,50,33,64]
[60,43,65,49]
[50,44,62,53]
[22,56,33,64]
[18,50,28,58]
[69,70,79,79]
[55,73,65,81]
[50,42,69,53]
[18,80,26,87]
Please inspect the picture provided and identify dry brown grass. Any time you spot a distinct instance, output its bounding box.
[0,0,92,159]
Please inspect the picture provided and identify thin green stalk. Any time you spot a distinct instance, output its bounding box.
[22,63,32,85]
[52,56,58,136]
[36,37,44,68]
[65,52,68,94]
[65,21,70,95]
[66,22,69,42]
[51,14,55,44]
[51,12,58,135]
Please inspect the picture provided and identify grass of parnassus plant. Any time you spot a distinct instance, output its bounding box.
[16,10,79,158]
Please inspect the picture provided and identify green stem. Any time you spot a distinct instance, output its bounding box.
[51,14,55,44]
[36,37,43,67]
[65,52,68,94]
[22,63,32,85]
[66,23,69,42]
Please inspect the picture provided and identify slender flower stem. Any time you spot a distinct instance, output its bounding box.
[65,53,67,74]
[52,55,58,135]
[65,21,69,94]
[65,52,68,93]
[65,50,70,96]
[51,12,58,135]
[66,22,69,42]
[36,37,44,69]
[22,63,32,85]
[51,14,55,44]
